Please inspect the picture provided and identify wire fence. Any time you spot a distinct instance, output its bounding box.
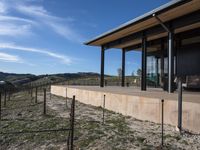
[0,84,76,150]
[102,94,165,148]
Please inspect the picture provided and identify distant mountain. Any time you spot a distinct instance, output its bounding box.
[0,72,37,82]
[0,72,101,85]
[50,72,100,79]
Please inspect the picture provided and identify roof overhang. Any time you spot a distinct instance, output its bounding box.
[84,0,200,49]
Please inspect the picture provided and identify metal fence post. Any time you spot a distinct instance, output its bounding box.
[70,95,75,150]
[161,99,164,147]
[102,94,106,124]
[43,88,46,115]
[178,78,182,133]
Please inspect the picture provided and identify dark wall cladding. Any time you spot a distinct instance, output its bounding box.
[177,43,200,77]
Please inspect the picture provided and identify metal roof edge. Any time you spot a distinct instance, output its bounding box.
[84,0,190,46]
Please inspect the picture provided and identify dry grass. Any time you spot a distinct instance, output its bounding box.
[0,91,200,150]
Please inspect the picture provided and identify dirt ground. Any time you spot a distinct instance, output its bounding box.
[0,90,200,150]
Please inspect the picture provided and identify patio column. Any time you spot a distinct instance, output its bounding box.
[168,31,174,93]
[160,39,165,87]
[156,57,159,87]
[121,49,126,87]
[141,35,147,91]
[175,37,181,76]
[100,46,105,87]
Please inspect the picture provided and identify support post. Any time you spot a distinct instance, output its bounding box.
[141,35,147,91]
[160,39,165,87]
[153,14,174,93]
[161,99,164,147]
[156,57,159,87]
[70,95,75,150]
[178,77,182,133]
[175,37,181,76]
[121,49,126,87]
[168,31,174,93]
[100,46,105,87]
[43,88,46,115]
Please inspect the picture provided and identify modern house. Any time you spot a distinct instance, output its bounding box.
[52,0,200,133]
[85,0,200,93]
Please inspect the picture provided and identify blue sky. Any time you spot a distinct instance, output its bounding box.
[0,0,170,75]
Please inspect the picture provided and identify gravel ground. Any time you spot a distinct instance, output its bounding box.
[0,90,200,150]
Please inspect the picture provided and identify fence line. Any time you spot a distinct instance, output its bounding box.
[1,85,76,150]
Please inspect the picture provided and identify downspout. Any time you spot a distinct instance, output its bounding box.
[152,14,172,93]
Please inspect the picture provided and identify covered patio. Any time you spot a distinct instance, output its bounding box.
[85,0,200,93]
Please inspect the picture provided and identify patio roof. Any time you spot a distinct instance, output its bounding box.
[85,0,200,49]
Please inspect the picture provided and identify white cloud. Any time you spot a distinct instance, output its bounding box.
[0,1,82,67]
[0,23,32,36]
[0,0,85,42]
[0,15,36,24]
[0,51,35,67]
[0,1,7,14]
[16,4,85,43]
[0,1,35,37]
[16,5,51,19]
[48,22,84,43]
[0,43,72,65]
[0,52,21,62]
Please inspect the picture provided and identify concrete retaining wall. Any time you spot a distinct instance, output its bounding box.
[51,85,200,133]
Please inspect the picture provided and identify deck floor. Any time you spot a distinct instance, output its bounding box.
[63,86,200,103]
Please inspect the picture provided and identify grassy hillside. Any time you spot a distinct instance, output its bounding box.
[0,72,37,82]
[0,71,158,88]
[0,72,102,87]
